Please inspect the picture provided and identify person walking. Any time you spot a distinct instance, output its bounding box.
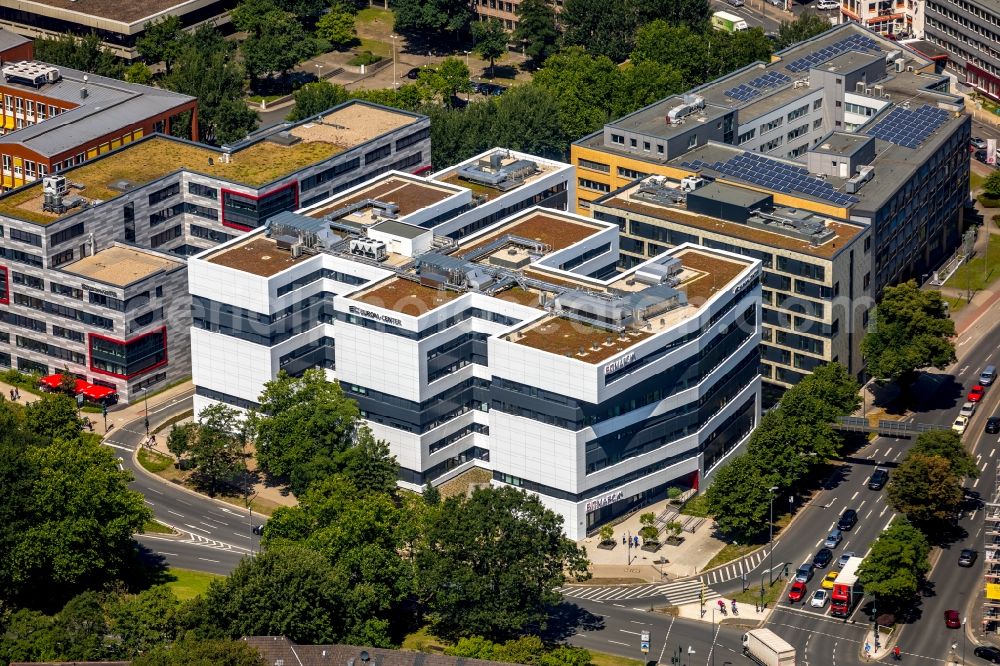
[731,599,738,615]
[893,646,900,660]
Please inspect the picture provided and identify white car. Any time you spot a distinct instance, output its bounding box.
[816,0,839,8]
[953,415,969,434]
[810,589,829,608]
[960,401,977,418]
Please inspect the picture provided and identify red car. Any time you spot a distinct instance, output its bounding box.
[969,385,986,402]
[945,609,961,628]
[788,581,807,603]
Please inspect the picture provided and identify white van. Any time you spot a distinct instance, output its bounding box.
[817,0,839,9]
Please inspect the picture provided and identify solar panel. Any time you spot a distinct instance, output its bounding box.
[865,104,949,150]
[748,71,792,90]
[708,151,859,206]
[786,33,882,72]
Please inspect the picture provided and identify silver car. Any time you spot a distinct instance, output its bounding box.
[824,528,843,548]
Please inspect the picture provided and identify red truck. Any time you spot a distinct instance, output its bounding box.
[831,556,864,617]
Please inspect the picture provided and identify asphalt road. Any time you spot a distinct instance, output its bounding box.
[107,390,257,576]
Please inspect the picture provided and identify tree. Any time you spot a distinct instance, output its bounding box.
[24,392,83,443]
[472,19,508,78]
[133,635,265,666]
[486,84,566,158]
[560,0,638,62]
[251,369,362,494]
[34,33,125,79]
[857,521,930,610]
[137,16,184,74]
[598,524,614,544]
[241,14,313,85]
[775,11,833,50]
[316,3,358,49]
[168,404,248,495]
[393,0,474,42]
[336,427,400,496]
[704,454,772,541]
[639,512,659,544]
[513,0,559,67]
[911,429,978,479]
[0,429,151,609]
[124,62,154,85]
[984,170,1000,198]
[615,61,686,118]
[887,452,964,525]
[288,81,351,121]
[785,362,861,422]
[107,586,183,658]
[861,280,956,385]
[231,0,282,35]
[416,486,590,640]
[162,27,259,144]
[190,545,346,644]
[531,47,621,143]
[418,57,473,106]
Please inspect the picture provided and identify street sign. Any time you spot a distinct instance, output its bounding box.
[640,631,650,654]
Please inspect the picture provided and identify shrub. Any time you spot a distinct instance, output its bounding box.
[348,50,382,66]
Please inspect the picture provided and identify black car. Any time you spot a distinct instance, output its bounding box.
[251,523,265,535]
[976,149,990,164]
[475,82,507,96]
[405,67,424,80]
[838,509,858,531]
[987,417,1000,434]
[975,645,1000,663]
[959,548,978,567]
[868,468,889,490]
[813,547,833,569]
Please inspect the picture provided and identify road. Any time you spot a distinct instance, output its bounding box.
[709,0,834,35]
[108,390,256,576]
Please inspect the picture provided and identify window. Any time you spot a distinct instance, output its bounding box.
[762,137,784,151]
[657,144,664,154]
[52,325,84,343]
[189,225,233,242]
[760,117,783,134]
[864,236,871,253]
[2,155,8,172]
[629,138,637,147]
[395,126,430,151]
[25,100,33,116]
[148,182,180,205]
[188,182,218,199]
[611,133,625,144]
[50,105,59,117]
[579,158,610,173]
[687,135,698,149]
[185,202,218,220]
[737,129,756,144]
[222,184,297,231]
[15,98,22,113]
[150,225,182,248]
[149,205,182,226]
[3,95,10,112]
[787,104,809,121]
[813,118,823,129]
[578,178,610,193]
[617,166,649,180]
[37,105,45,120]
[12,271,43,290]
[813,98,823,110]
[1,247,43,267]
[50,282,82,299]
[835,101,842,107]
[51,249,74,267]
[50,222,85,247]
[643,141,651,151]
[89,328,168,378]
[364,144,391,164]
[9,228,41,247]
[786,124,809,140]
[300,157,361,190]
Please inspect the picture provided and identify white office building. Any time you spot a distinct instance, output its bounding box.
[189,165,761,538]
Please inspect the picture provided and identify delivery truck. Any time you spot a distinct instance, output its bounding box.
[742,629,796,666]
[831,555,864,618]
[712,10,749,32]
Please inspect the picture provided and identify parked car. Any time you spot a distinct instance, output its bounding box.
[975,149,991,164]
[986,417,1000,434]
[961,401,978,418]
[824,528,843,548]
[974,645,1000,663]
[795,562,815,583]
[788,580,807,602]
[813,548,834,569]
[837,551,856,568]
[972,137,989,150]
[727,0,745,6]
[970,385,986,402]
[945,609,961,628]
[405,67,424,80]
[821,571,839,590]
[959,549,978,567]
[816,0,839,8]
[251,523,265,535]
[868,468,889,490]
[954,415,970,435]
[838,509,858,531]
[810,589,829,607]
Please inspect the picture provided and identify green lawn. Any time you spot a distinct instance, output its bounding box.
[944,233,1000,293]
[589,651,645,666]
[679,493,711,517]
[163,568,221,601]
[357,7,393,26]
[704,542,763,570]
[358,37,390,58]
[942,294,968,313]
[142,519,173,534]
[972,171,986,192]
[731,577,785,607]
[138,448,174,473]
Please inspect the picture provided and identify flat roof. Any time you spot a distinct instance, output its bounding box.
[352,277,464,315]
[206,235,312,277]
[11,0,208,25]
[290,105,416,149]
[62,244,182,287]
[372,220,427,239]
[457,211,607,256]
[304,174,460,221]
[811,132,874,156]
[433,153,563,202]
[0,102,423,224]
[599,180,863,258]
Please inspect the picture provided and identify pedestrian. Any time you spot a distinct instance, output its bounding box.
[15,388,19,400]
[718,599,725,612]
[8,389,13,400]
[893,646,900,660]
[754,602,759,612]
[732,599,738,615]
[623,535,627,545]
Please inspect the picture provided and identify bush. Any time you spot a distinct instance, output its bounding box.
[348,50,382,66]
[993,214,1000,229]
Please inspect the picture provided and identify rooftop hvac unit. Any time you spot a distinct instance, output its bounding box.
[349,238,388,262]
[666,96,705,124]
[43,175,68,196]
[874,85,884,96]
[895,58,906,72]
[680,176,705,192]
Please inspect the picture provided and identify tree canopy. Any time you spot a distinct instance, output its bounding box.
[0,399,151,611]
[167,404,249,496]
[137,16,184,74]
[886,429,975,527]
[472,19,508,76]
[775,11,833,49]
[316,3,358,49]
[513,0,560,67]
[857,521,930,610]
[418,57,473,107]
[34,33,125,79]
[393,0,475,42]
[415,486,590,640]
[861,280,956,384]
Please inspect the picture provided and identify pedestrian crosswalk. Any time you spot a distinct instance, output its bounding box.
[701,547,772,586]
[559,578,721,605]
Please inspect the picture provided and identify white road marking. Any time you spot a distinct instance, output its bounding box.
[146,487,162,495]
[983,462,989,472]
[167,510,184,517]
[197,557,220,563]
[104,442,133,452]
[974,476,982,488]
[184,523,212,534]
[850,491,859,501]
[857,500,866,511]
[884,447,892,458]
[156,551,179,557]
[608,640,630,647]
[991,448,996,458]
[864,509,874,519]
[619,630,642,636]
[144,499,154,505]
[175,499,191,506]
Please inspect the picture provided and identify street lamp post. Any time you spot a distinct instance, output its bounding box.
[143,387,149,437]
[315,63,324,81]
[711,607,717,666]
[963,617,967,665]
[390,34,398,89]
[464,50,470,68]
[768,486,778,584]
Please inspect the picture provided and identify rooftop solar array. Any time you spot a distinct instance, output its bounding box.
[786,34,881,73]
[724,71,792,102]
[681,152,860,206]
[865,104,950,150]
